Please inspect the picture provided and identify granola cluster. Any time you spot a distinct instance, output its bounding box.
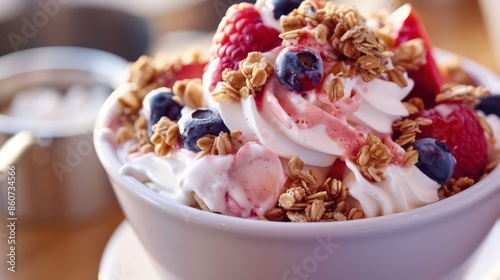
[196,131,237,159]
[278,1,411,87]
[262,156,365,222]
[150,117,180,156]
[355,134,393,182]
[436,83,490,107]
[392,117,433,150]
[212,52,274,103]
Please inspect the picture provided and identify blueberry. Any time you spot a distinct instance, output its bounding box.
[275,46,324,92]
[476,95,500,117]
[271,0,304,19]
[182,108,230,152]
[146,88,183,135]
[413,138,455,185]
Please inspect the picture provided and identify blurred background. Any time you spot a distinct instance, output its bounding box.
[0,0,498,279]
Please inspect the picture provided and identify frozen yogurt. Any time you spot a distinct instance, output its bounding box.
[102,0,500,222]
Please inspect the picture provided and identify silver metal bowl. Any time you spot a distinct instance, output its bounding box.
[0,5,152,61]
[0,46,128,221]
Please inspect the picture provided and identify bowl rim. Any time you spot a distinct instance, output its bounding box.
[94,49,500,238]
[0,46,129,137]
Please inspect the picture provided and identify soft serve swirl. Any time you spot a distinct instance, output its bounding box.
[115,2,443,219]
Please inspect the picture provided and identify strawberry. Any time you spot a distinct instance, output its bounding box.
[160,62,206,88]
[329,159,346,181]
[209,3,281,91]
[415,102,488,181]
[386,4,444,108]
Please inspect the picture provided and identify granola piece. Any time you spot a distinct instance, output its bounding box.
[438,177,474,199]
[436,83,490,108]
[305,200,326,222]
[387,68,408,88]
[403,149,419,168]
[192,192,211,212]
[286,211,309,222]
[392,38,426,71]
[403,97,425,114]
[312,23,330,45]
[150,117,180,156]
[480,159,500,180]
[140,143,155,154]
[212,52,274,102]
[305,191,328,202]
[264,208,285,221]
[172,78,204,109]
[322,177,347,202]
[325,77,345,101]
[392,117,433,149]
[279,29,307,40]
[115,125,135,144]
[478,116,494,138]
[334,200,349,215]
[129,55,157,88]
[134,114,148,131]
[333,212,347,221]
[278,193,296,209]
[358,56,383,81]
[438,57,477,86]
[356,134,393,182]
[196,131,234,159]
[281,14,307,32]
[230,130,244,143]
[347,208,365,220]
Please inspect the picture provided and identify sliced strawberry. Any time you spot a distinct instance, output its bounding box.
[386,4,444,108]
[415,102,488,181]
[225,142,286,217]
[329,159,347,181]
[209,3,281,91]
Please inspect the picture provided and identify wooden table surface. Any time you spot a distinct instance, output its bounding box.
[1,0,497,279]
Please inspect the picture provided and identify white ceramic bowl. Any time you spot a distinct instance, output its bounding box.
[94,51,500,280]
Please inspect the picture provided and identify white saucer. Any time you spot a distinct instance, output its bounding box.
[99,220,500,280]
[98,221,164,280]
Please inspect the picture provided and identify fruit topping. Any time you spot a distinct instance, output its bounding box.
[476,95,500,117]
[182,108,230,152]
[270,0,304,19]
[416,102,488,180]
[162,63,206,88]
[210,3,281,90]
[386,4,444,108]
[146,88,183,135]
[275,46,324,92]
[413,138,455,185]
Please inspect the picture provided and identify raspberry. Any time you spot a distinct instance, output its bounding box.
[209,3,281,90]
[415,102,488,181]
